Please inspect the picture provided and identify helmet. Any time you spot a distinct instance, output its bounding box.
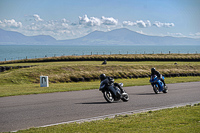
[100,74,106,81]
[151,68,156,73]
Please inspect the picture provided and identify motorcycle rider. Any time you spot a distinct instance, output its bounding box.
[99,74,127,95]
[151,68,167,88]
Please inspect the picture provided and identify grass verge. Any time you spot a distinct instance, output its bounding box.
[1,61,200,84]
[0,76,200,97]
[13,103,200,133]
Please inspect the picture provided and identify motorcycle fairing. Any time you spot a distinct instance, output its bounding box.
[150,75,165,92]
[108,86,121,100]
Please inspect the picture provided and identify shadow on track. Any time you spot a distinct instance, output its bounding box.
[134,93,156,95]
[76,102,110,104]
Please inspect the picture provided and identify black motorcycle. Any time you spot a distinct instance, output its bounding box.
[99,77,129,103]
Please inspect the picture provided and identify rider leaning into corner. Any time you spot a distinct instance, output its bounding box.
[99,74,127,95]
[151,68,167,88]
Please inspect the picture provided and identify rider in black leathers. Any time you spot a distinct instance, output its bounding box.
[99,74,126,94]
[151,68,166,87]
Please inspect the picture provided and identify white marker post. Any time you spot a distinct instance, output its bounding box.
[40,76,49,87]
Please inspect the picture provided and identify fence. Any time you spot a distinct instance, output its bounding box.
[1,50,199,62]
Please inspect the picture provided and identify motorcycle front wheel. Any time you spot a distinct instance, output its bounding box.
[153,84,159,94]
[103,91,114,103]
[121,93,129,102]
[163,86,168,93]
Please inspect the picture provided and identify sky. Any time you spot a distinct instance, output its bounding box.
[0,0,200,40]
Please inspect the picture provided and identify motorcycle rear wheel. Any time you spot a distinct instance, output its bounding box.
[103,91,114,103]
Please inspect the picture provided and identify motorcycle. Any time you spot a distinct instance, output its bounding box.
[149,75,168,94]
[99,77,129,103]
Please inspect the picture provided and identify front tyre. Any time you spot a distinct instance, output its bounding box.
[121,93,129,102]
[103,91,114,103]
[153,84,159,94]
[163,86,168,93]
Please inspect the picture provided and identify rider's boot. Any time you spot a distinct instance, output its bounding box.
[117,85,127,96]
[121,90,127,96]
[164,85,168,89]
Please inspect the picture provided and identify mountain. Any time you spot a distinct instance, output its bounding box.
[0,28,200,45]
[59,28,200,45]
[0,28,56,45]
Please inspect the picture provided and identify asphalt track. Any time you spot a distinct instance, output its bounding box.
[0,82,200,132]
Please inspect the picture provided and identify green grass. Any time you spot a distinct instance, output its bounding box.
[0,60,200,97]
[13,104,200,133]
[0,76,200,97]
[1,61,200,84]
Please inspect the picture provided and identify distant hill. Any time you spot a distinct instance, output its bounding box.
[0,29,56,45]
[59,28,200,45]
[0,28,200,45]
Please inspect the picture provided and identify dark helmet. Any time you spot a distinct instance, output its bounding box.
[151,68,156,73]
[100,74,106,81]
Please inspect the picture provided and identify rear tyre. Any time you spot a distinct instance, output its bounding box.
[103,91,114,103]
[153,85,159,94]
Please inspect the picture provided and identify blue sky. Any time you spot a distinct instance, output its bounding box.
[0,0,199,40]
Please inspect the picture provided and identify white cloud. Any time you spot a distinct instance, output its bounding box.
[0,19,22,28]
[153,21,175,28]
[79,15,90,24]
[122,21,137,26]
[61,18,69,23]
[123,20,174,28]
[78,15,118,26]
[88,17,101,26]
[123,20,151,28]
[145,20,151,27]
[101,16,118,25]
[33,14,43,22]
[136,20,146,28]
[26,23,39,31]
[25,18,71,31]
[79,15,101,26]
[25,14,44,22]
[189,32,200,38]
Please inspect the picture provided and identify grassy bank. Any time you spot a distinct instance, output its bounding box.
[1,58,200,97]
[1,61,200,84]
[13,104,200,133]
[1,76,200,97]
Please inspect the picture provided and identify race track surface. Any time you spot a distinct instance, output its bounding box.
[0,82,200,132]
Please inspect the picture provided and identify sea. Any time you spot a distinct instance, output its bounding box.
[0,45,200,62]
